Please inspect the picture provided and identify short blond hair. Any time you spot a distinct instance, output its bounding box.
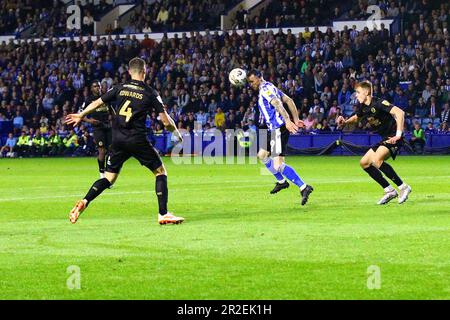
[128,57,146,73]
[355,81,373,96]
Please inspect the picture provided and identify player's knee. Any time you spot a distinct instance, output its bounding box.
[152,165,167,176]
[105,172,117,184]
[372,158,383,168]
[359,158,370,168]
[257,150,269,161]
[274,162,285,173]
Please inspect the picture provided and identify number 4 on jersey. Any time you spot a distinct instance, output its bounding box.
[119,100,132,122]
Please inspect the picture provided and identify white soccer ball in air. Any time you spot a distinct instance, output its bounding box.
[228,68,247,87]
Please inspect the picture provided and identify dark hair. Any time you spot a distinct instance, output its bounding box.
[128,57,146,73]
[247,69,262,78]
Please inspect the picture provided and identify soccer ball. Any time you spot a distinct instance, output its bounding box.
[228,68,247,87]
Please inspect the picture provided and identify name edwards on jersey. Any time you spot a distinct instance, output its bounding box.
[119,90,144,100]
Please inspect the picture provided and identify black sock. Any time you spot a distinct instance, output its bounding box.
[155,175,168,215]
[98,158,105,174]
[379,162,403,186]
[363,165,390,189]
[84,178,111,204]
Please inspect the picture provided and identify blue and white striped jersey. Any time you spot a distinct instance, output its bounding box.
[258,81,285,130]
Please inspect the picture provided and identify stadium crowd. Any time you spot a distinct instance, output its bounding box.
[0,0,114,37]
[0,0,242,37]
[0,0,449,158]
[126,0,242,34]
[233,0,427,29]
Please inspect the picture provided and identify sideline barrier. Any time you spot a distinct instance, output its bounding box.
[152,132,450,156]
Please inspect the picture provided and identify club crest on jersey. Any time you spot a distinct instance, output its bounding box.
[367,117,381,126]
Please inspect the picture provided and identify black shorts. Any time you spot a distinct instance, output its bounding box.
[93,126,112,149]
[262,125,289,157]
[106,136,163,173]
[371,138,404,160]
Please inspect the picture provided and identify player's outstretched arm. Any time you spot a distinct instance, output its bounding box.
[282,94,304,128]
[337,114,358,129]
[270,98,298,133]
[159,111,183,142]
[65,98,105,126]
[386,106,405,144]
[81,117,100,125]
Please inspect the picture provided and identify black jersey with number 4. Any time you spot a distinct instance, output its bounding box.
[80,94,110,128]
[356,97,397,138]
[100,79,164,140]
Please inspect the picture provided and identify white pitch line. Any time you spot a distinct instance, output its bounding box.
[0,185,253,202]
[0,176,448,202]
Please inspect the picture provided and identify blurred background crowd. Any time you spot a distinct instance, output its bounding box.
[0,0,449,157]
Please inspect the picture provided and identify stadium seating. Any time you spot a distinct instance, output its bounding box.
[0,0,449,158]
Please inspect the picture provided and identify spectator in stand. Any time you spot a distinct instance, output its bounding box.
[82,10,95,35]
[441,103,450,125]
[427,96,441,119]
[196,109,208,127]
[303,114,316,131]
[425,122,437,134]
[14,130,30,158]
[74,131,95,157]
[437,122,449,134]
[415,98,428,118]
[0,132,16,157]
[214,107,225,131]
[410,122,426,154]
[338,84,352,106]
[62,129,79,156]
[31,129,46,157]
[13,110,24,132]
[393,88,408,111]
[155,6,169,29]
[47,129,63,156]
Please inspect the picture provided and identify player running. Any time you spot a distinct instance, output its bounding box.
[247,69,314,205]
[337,80,412,204]
[65,57,185,225]
[80,80,112,179]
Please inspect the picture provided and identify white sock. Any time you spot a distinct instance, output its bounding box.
[300,184,307,191]
[384,185,394,192]
[399,183,407,189]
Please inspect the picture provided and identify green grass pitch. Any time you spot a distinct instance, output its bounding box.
[0,155,449,299]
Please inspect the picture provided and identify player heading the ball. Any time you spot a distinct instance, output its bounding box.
[247,69,314,206]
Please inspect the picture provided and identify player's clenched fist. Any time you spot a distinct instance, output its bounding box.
[336,116,346,128]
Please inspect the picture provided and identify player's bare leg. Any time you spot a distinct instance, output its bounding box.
[152,164,184,225]
[360,148,397,204]
[69,171,117,223]
[272,156,313,205]
[372,146,411,204]
[258,149,289,194]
